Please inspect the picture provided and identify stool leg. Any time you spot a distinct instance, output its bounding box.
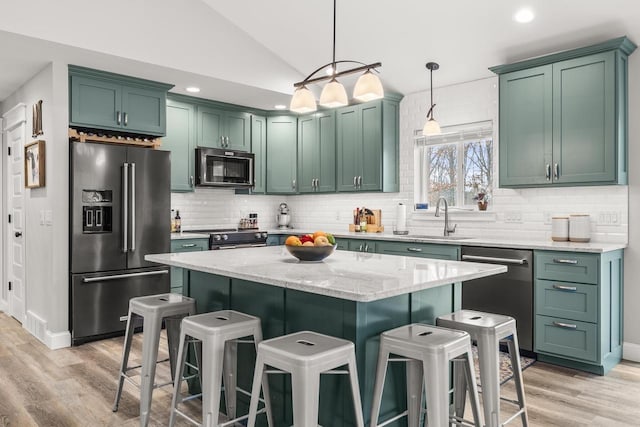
[253,327,274,427]
[291,368,320,427]
[423,354,449,427]
[202,336,225,427]
[165,315,185,382]
[477,336,501,427]
[462,348,482,427]
[223,340,238,420]
[370,345,390,426]
[169,329,189,427]
[452,359,467,424]
[346,352,365,427]
[507,336,529,426]
[113,309,137,412]
[247,352,265,427]
[406,359,423,427]
[139,314,163,427]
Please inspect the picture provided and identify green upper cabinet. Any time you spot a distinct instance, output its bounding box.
[492,37,636,188]
[266,116,298,194]
[165,98,196,191]
[197,106,250,151]
[69,65,172,136]
[336,98,400,192]
[298,111,336,193]
[252,115,267,193]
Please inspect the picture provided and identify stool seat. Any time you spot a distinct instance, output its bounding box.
[437,310,529,427]
[113,293,196,427]
[259,331,355,368]
[181,310,261,335]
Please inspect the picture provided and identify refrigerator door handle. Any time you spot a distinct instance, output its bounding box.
[122,163,129,253]
[82,269,169,283]
[130,162,136,252]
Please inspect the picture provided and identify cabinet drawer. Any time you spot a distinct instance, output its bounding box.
[170,238,209,252]
[535,251,599,284]
[535,315,598,362]
[535,279,598,323]
[377,241,460,260]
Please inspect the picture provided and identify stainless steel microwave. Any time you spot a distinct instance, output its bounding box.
[195,147,254,188]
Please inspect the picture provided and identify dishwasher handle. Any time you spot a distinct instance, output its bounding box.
[462,254,528,265]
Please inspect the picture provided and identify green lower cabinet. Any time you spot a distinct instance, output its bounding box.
[170,238,209,294]
[335,238,350,251]
[376,241,460,260]
[348,239,376,253]
[534,279,598,323]
[535,315,598,362]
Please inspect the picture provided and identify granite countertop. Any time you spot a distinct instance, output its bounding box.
[146,246,506,302]
[266,229,626,253]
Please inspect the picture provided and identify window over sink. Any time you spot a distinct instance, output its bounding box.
[414,121,494,210]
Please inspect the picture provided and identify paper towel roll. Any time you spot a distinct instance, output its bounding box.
[395,203,407,232]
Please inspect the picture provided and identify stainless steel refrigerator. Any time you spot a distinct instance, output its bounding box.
[70,142,170,345]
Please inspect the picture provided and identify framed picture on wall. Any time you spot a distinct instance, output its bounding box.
[25,140,45,188]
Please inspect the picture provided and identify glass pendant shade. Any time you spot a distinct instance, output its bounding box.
[353,70,384,102]
[319,78,348,108]
[423,117,441,136]
[290,86,317,113]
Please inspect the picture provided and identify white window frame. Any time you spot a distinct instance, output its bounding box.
[414,120,494,212]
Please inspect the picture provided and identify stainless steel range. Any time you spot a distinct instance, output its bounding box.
[183,229,268,249]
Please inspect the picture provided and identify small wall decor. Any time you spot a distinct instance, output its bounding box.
[32,99,43,137]
[24,140,45,188]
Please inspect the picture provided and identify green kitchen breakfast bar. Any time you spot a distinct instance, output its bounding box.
[146,246,506,426]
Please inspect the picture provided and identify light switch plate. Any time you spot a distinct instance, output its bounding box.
[45,210,53,226]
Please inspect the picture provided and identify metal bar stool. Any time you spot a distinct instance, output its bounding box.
[113,293,196,427]
[370,323,482,427]
[247,331,365,427]
[437,310,529,427]
[169,310,273,427]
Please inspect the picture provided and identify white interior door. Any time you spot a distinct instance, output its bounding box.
[4,109,26,323]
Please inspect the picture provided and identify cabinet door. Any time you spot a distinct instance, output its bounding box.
[553,52,616,184]
[317,111,336,192]
[336,106,360,192]
[297,115,318,193]
[197,106,224,148]
[225,111,251,151]
[165,99,195,191]
[121,85,166,135]
[348,239,376,252]
[359,102,382,191]
[251,116,267,193]
[70,75,122,130]
[266,116,298,194]
[499,65,553,187]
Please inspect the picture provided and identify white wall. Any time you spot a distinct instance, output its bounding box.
[0,62,69,348]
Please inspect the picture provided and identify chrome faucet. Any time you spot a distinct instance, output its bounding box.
[435,197,457,236]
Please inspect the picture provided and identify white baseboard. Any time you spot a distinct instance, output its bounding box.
[25,310,70,349]
[45,330,71,349]
[0,299,8,314]
[623,342,640,362]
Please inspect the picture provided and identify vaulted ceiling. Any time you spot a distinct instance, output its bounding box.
[1,0,640,109]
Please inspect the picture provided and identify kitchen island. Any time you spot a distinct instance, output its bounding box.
[146,246,506,426]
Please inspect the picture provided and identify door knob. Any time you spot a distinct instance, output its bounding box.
[15,231,22,237]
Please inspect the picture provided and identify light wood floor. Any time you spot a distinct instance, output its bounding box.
[0,312,639,426]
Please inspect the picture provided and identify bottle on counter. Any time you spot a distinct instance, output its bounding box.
[170,209,176,232]
[174,210,182,233]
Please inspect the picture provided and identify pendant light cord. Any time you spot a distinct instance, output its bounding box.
[332,0,337,72]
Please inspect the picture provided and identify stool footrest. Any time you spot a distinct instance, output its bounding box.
[179,393,203,403]
[219,407,266,427]
[375,410,409,427]
[450,415,477,427]
[502,407,526,425]
[500,396,523,406]
[173,408,201,426]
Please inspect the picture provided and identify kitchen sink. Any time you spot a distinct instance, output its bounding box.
[408,235,474,240]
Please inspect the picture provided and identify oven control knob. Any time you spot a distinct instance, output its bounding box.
[254,232,262,239]
[221,234,228,241]
[213,234,221,241]
[261,232,268,238]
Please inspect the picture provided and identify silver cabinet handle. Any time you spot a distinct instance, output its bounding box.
[553,258,578,264]
[316,178,319,190]
[116,111,121,125]
[358,244,363,251]
[545,164,551,181]
[407,247,423,252]
[358,176,362,188]
[554,163,560,180]
[181,243,197,248]
[122,163,128,253]
[220,136,224,147]
[292,179,296,190]
[225,136,230,147]
[553,321,577,330]
[353,176,357,188]
[311,178,316,190]
[130,162,136,252]
[124,112,128,126]
[462,255,527,265]
[364,244,369,252]
[553,284,577,292]
[83,269,169,283]
[190,176,194,186]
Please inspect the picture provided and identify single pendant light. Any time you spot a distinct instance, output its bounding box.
[290,85,317,113]
[320,78,348,108]
[423,62,441,136]
[353,69,384,102]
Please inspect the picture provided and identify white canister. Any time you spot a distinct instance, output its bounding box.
[569,214,591,242]
[551,217,569,241]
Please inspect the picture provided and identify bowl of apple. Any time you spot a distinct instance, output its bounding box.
[285,231,337,262]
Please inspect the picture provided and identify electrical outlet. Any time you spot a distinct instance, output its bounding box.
[45,210,53,226]
[504,211,523,223]
[597,211,620,226]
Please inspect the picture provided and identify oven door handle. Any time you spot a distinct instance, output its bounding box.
[214,243,267,250]
[462,255,528,265]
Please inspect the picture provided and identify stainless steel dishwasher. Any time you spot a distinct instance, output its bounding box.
[461,246,534,352]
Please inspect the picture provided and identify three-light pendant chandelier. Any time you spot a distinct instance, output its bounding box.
[289,0,384,113]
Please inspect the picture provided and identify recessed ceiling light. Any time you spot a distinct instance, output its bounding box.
[186,86,200,93]
[514,8,535,23]
[274,104,287,110]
